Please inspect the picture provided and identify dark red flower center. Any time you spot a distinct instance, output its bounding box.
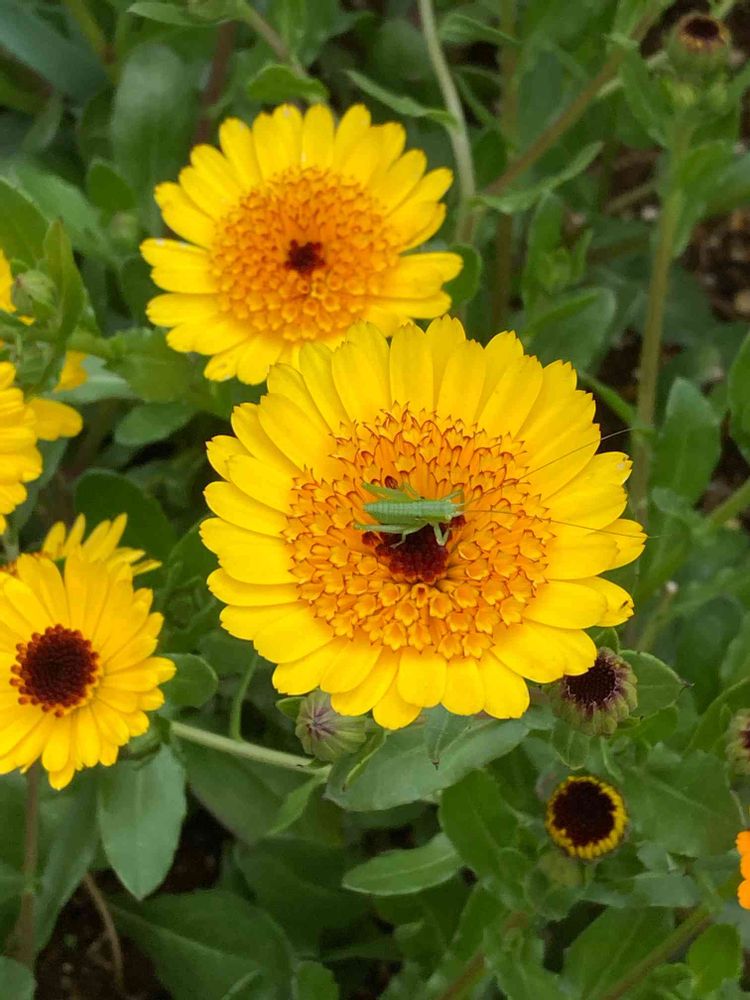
[563,652,621,712]
[682,14,721,43]
[550,779,617,848]
[11,624,100,716]
[285,240,325,275]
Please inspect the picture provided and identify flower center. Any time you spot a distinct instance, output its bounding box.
[682,14,721,43]
[548,778,622,854]
[563,656,619,711]
[284,405,553,660]
[743,726,750,751]
[210,167,400,343]
[11,624,100,716]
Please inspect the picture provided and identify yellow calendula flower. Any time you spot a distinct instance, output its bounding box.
[546,775,628,860]
[141,104,462,384]
[737,830,750,909]
[0,553,175,789]
[201,318,645,729]
[0,248,88,399]
[40,513,160,576]
[0,361,80,536]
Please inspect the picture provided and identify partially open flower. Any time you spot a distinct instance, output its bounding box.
[668,14,731,78]
[295,690,367,762]
[545,775,627,860]
[550,647,637,736]
[737,830,750,909]
[727,709,750,776]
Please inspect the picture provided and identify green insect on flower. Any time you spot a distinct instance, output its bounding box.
[354,481,465,546]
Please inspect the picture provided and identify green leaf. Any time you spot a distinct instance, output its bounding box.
[0,178,48,265]
[0,0,106,100]
[728,330,750,464]
[110,890,293,1000]
[478,142,602,214]
[127,1,202,25]
[487,931,573,1000]
[111,45,196,226]
[439,771,516,881]
[622,748,741,856]
[75,468,176,561]
[346,70,455,127]
[687,924,742,994]
[652,378,721,504]
[551,722,591,769]
[526,286,616,371]
[35,774,99,949]
[42,220,85,342]
[343,833,460,896]
[98,747,186,900]
[267,774,324,836]
[116,401,194,448]
[0,958,34,1000]
[107,328,193,403]
[327,719,528,812]
[293,962,339,1000]
[444,244,481,307]
[617,47,668,146]
[246,64,329,103]
[86,159,136,213]
[621,650,684,718]
[687,677,750,753]
[423,707,474,765]
[163,654,219,709]
[564,908,673,998]
[439,12,518,47]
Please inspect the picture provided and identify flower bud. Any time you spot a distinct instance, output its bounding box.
[295,690,368,762]
[668,14,731,80]
[549,648,637,736]
[12,270,55,319]
[727,709,750,776]
[545,775,628,860]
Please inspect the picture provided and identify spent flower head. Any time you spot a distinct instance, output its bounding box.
[550,647,637,736]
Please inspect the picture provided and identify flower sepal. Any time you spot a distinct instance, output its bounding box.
[295,691,369,763]
[549,648,638,737]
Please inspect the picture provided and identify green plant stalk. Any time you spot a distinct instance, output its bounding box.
[237,1,302,73]
[229,657,257,741]
[417,0,477,243]
[14,766,40,970]
[493,0,518,330]
[62,0,114,79]
[708,475,750,526]
[630,127,692,527]
[171,720,327,774]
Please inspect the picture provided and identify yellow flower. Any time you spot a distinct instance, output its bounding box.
[737,830,750,909]
[141,104,462,385]
[546,775,627,860]
[0,248,88,398]
[0,553,175,789]
[201,317,645,729]
[40,513,161,576]
[0,361,42,535]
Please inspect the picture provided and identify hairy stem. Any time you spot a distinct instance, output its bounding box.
[708,476,750,527]
[229,656,258,741]
[15,767,40,970]
[417,0,477,243]
[171,720,326,774]
[84,873,125,993]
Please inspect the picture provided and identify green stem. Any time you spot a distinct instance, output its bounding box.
[708,476,750,527]
[598,878,736,1000]
[485,10,656,201]
[83,873,124,993]
[229,657,257,741]
[62,0,114,80]
[14,766,40,971]
[171,720,326,775]
[237,1,302,73]
[438,949,486,1000]
[630,129,692,527]
[417,0,477,243]
[493,0,518,330]
[606,178,657,216]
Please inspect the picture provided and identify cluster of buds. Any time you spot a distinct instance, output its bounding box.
[550,648,637,737]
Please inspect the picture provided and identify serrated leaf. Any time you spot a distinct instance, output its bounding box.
[343,833,460,896]
[98,747,186,900]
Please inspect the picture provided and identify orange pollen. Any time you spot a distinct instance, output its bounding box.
[283,405,554,659]
[11,624,100,716]
[209,166,400,343]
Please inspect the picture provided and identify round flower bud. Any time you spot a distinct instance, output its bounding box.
[295,690,368,762]
[546,775,628,860]
[549,648,637,736]
[668,14,731,79]
[727,709,750,776]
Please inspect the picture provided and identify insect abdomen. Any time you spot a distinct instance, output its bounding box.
[363,499,459,524]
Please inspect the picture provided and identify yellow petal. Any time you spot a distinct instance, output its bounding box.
[204,481,286,535]
[218,118,262,188]
[200,519,295,584]
[253,605,333,664]
[389,322,435,412]
[331,651,397,716]
[478,355,544,438]
[442,659,485,715]
[331,324,390,422]
[272,640,344,695]
[207,569,298,608]
[525,580,608,629]
[579,577,634,626]
[28,399,81,440]
[301,104,335,169]
[435,339,486,425]
[373,678,421,729]
[396,648,447,708]
[479,655,530,719]
[320,639,381,694]
[154,182,215,248]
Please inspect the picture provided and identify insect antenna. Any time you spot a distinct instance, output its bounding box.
[520,427,634,480]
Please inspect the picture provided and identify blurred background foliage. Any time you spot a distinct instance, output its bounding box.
[1,0,750,998]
